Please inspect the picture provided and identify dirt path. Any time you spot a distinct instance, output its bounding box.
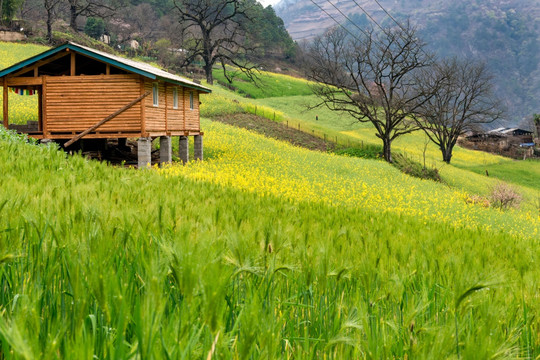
[212,114,334,152]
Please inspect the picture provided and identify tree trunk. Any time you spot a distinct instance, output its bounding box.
[205,62,213,85]
[383,137,392,163]
[46,10,53,43]
[202,32,213,85]
[0,0,4,25]
[442,146,453,164]
[70,4,78,31]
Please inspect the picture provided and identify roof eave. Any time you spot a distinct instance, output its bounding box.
[66,43,157,80]
[0,43,71,78]
[156,76,212,93]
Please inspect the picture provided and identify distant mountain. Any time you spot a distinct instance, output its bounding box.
[276,0,540,125]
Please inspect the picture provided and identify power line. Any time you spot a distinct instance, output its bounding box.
[324,0,371,37]
[371,0,407,32]
[368,0,433,59]
[349,0,385,32]
[309,0,361,41]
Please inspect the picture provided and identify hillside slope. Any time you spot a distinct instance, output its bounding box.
[1,41,540,357]
[275,0,540,124]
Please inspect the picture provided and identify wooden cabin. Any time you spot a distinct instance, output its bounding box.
[0,42,211,167]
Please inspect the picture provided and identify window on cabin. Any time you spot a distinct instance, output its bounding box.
[189,91,194,110]
[173,88,178,109]
[152,83,159,107]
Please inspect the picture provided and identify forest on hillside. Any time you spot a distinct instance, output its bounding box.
[276,0,540,126]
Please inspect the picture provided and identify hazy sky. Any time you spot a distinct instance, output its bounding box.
[259,0,282,7]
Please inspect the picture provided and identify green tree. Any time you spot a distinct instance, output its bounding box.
[1,0,22,24]
[84,16,105,39]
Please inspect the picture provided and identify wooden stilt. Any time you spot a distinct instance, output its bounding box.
[70,52,76,76]
[3,77,8,128]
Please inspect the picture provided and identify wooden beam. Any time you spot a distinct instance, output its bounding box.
[64,91,151,147]
[3,77,8,128]
[9,51,70,78]
[106,64,110,75]
[42,76,47,136]
[33,132,141,140]
[34,67,38,77]
[164,83,168,133]
[38,89,43,131]
[7,77,43,86]
[140,77,147,137]
[70,52,76,76]
[182,87,186,131]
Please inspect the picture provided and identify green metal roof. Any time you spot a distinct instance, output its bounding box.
[0,42,211,93]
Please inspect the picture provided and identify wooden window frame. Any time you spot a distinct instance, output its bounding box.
[173,87,178,109]
[189,91,194,110]
[152,83,159,107]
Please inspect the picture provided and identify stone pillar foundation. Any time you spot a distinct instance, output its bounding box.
[159,136,172,166]
[194,135,203,161]
[137,137,152,169]
[179,136,189,164]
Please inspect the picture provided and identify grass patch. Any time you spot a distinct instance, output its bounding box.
[213,69,314,98]
[457,158,540,192]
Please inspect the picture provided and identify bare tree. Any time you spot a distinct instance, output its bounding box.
[19,0,43,28]
[172,0,258,84]
[44,0,62,42]
[125,3,159,51]
[414,58,503,163]
[66,0,119,32]
[305,23,434,162]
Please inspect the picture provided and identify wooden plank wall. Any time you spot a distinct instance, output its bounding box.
[144,81,166,132]
[166,86,183,131]
[144,79,201,133]
[46,74,142,134]
[185,89,200,131]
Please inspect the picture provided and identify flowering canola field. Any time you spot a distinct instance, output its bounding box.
[161,120,539,239]
[0,42,48,124]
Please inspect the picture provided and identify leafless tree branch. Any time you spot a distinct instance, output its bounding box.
[305,22,434,162]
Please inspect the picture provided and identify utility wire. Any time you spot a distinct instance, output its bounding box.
[372,0,407,32]
[349,0,385,32]
[324,0,371,37]
[314,0,388,49]
[309,0,361,41]
[368,0,433,58]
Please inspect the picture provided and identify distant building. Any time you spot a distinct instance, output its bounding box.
[488,127,534,137]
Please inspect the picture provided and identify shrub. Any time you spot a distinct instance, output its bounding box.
[489,182,522,210]
[392,153,441,182]
[333,145,383,160]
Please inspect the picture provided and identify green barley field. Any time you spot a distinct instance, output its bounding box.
[1,42,540,359]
